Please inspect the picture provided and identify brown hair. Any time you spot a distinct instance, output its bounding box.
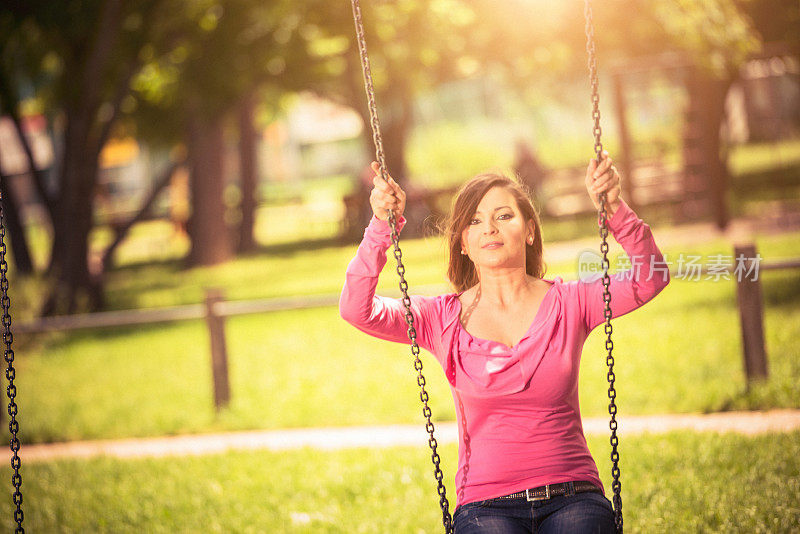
[442,173,546,292]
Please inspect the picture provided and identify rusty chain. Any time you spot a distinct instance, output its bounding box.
[349,1,452,532]
[0,190,24,533]
[585,1,623,532]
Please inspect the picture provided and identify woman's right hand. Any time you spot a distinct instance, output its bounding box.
[369,161,406,221]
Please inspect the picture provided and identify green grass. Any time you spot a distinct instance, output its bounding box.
[4,430,799,532]
[101,231,448,311]
[11,229,800,444]
[729,138,800,176]
[406,119,800,190]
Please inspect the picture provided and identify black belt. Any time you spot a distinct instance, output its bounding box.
[498,480,602,501]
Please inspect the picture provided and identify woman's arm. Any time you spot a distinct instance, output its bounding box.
[576,198,670,332]
[339,215,440,353]
[577,152,670,331]
[339,162,440,353]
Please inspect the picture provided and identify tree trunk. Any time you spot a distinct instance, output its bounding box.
[347,54,413,182]
[186,115,234,267]
[0,173,34,275]
[42,108,104,315]
[8,113,57,225]
[380,97,411,181]
[36,0,129,315]
[611,71,639,215]
[101,159,183,271]
[0,65,56,227]
[682,66,734,229]
[698,71,732,230]
[367,87,413,181]
[237,92,258,253]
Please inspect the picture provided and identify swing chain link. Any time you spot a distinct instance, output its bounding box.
[350,1,453,532]
[585,1,622,532]
[0,190,24,533]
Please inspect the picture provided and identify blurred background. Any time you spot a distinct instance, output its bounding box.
[1,0,799,532]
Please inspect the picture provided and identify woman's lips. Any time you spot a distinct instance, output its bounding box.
[482,242,503,249]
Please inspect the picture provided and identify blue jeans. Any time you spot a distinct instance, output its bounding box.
[453,484,615,534]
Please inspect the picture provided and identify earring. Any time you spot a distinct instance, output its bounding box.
[527,237,533,245]
[460,249,467,255]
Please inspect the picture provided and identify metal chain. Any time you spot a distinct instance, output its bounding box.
[584,1,622,532]
[0,190,24,533]
[349,1,452,532]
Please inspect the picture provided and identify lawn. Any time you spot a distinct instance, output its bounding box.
[10,229,800,444]
[3,430,798,532]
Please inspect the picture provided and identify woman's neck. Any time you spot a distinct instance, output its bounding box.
[475,268,535,309]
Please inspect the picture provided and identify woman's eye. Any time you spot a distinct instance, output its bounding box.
[469,218,480,225]
[497,213,512,220]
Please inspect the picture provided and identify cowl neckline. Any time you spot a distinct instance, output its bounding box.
[441,276,565,396]
[456,276,562,352]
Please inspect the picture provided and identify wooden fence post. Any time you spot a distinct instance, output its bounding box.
[734,243,768,385]
[204,288,231,410]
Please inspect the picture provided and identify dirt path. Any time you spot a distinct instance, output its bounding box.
[9,409,800,464]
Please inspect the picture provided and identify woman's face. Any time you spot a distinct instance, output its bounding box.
[460,186,535,271]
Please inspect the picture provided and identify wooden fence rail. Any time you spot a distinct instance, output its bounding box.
[15,284,443,412]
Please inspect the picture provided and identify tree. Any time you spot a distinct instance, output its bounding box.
[0,164,33,274]
[237,90,257,253]
[2,0,326,311]
[311,0,791,232]
[302,0,669,180]
[302,0,490,179]
[1,0,190,314]
[0,8,53,275]
[130,0,325,265]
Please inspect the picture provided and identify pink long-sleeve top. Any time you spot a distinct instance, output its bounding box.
[339,198,669,506]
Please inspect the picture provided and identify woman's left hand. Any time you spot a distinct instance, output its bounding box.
[585,150,622,216]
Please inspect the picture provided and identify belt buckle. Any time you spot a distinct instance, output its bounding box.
[525,484,550,502]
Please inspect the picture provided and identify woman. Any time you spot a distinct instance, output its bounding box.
[339,152,669,533]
